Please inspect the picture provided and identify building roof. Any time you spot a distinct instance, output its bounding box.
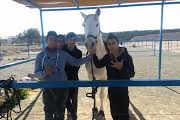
[130,32,180,41]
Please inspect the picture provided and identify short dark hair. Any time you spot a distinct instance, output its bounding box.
[47,31,57,39]
[67,32,76,40]
[106,33,119,43]
[57,34,66,41]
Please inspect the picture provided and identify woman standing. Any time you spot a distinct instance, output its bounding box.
[34,31,92,120]
[93,33,135,120]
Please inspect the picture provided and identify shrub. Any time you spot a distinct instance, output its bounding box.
[0,88,29,114]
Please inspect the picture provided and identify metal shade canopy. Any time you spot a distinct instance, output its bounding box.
[13,0,173,8]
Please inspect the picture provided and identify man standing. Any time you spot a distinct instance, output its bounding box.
[63,32,82,120]
[35,31,68,120]
[35,31,91,120]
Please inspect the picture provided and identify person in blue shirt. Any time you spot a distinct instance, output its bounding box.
[34,31,92,120]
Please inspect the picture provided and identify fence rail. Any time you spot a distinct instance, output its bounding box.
[0,58,35,70]
[3,79,179,88]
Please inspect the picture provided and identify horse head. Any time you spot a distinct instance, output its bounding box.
[81,8,101,53]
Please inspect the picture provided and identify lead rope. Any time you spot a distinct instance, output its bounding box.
[85,29,101,120]
[86,53,98,120]
[91,59,98,120]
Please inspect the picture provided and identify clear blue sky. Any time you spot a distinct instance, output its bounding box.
[0,0,180,38]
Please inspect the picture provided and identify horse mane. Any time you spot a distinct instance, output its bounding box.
[104,42,110,54]
[96,33,107,60]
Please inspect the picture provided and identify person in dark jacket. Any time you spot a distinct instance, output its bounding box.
[63,32,82,120]
[93,33,135,120]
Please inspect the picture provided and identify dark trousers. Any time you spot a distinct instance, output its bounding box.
[108,87,129,120]
[43,88,68,120]
[66,87,78,120]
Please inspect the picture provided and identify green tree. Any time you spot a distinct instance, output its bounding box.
[16,28,41,44]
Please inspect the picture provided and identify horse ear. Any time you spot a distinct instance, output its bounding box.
[81,12,87,18]
[95,8,101,16]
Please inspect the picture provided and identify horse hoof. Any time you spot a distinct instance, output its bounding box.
[92,107,99,119]
[97,110,106,120]
[66,112,72,120]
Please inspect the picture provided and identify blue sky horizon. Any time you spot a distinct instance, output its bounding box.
[0,0,180,38]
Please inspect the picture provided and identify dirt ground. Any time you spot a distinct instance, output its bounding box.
[0,45,180,120]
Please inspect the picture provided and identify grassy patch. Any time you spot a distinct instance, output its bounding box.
[0,89,29,114]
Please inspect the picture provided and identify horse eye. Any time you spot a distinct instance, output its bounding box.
[96,24,99,27]
[83,24,85,27]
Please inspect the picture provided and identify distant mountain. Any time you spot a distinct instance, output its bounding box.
[76,29,180,42]
[3,29,180,44]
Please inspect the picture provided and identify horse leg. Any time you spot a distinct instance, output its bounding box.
[98,87,106,120]
[99,87,105,111]
[93,101,99,120]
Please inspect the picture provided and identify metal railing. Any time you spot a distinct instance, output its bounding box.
[0,58,35,70]
[1,79,179,89]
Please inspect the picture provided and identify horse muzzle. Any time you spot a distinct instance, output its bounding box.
[87,35,98,40]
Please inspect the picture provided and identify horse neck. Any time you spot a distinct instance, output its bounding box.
[96,33,107,60]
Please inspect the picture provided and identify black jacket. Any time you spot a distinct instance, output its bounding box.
[63,45,82,80]
[93,47,135,80]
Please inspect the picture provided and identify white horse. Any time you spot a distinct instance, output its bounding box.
[81,8,107,120]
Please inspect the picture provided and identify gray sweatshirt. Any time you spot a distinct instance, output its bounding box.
[34,48,91,81]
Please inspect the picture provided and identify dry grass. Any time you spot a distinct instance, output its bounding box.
[0,45,40,65]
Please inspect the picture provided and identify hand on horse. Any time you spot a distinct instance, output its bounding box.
[111,59,124,70]
[44,66,54,76]
[89,50,96,55]
[89,52,96,55]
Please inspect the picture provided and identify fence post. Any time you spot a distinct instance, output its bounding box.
[177,40,178,48]
[153,41,156,56]
[158,0,165,80]
[27,44,30,59]
[40,9,45,49]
